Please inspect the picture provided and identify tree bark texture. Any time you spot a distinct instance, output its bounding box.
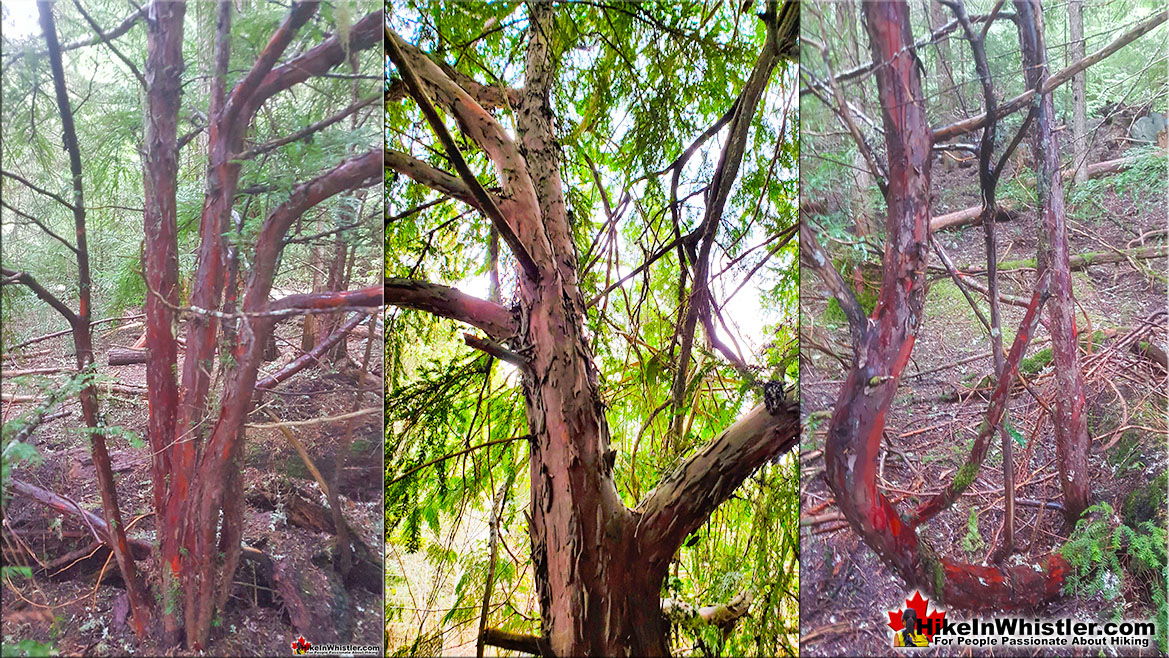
[36,0,150,637]
[1014,0,1092,523]
[130,2,384,649]
[821,0,1068,611]
[386,2,800,653]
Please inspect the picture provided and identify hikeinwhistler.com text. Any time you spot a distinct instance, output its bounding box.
[923,617,1158,649]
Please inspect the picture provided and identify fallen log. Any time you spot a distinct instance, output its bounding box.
[1132,340,1168,370]
[7,479,152,560]
[960,245,1166,274]
[931,154,1154,233]
[9,478,269,568]
[1,367,72,377]
[255,310,369,390]
[107,347,148,366]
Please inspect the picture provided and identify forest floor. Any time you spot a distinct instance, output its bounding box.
[798,118,1167,657]
[1,311,383,656]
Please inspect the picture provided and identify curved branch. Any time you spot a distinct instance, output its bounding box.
[251,11,382,111]
[222,1,318,125]
[385,278,517,341]
[0,267,79,326]
[636,399,799,569]
[267,285,382,312]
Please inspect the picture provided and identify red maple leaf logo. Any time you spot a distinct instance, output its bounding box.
[291,636,312,655]
[887,590,947,642]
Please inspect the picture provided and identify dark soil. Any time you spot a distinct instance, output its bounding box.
[799,119,1167,657]
[1,312,383,656]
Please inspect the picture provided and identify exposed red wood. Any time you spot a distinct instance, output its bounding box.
[823,0,1069,610]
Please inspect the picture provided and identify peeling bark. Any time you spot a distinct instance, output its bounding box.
[388,3,800,653]
[821,0,1069,611]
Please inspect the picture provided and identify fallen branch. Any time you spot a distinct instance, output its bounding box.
[661,590,754,629]
[931,154,1156,233]
[1,367,72,377]
[482,629,549,657]
[255,311,369,390]
[247,407,379,431]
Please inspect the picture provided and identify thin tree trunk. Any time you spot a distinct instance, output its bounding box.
[1015,0,1091,523]
[821,0,1069,610]
[1069,0,1089,185]
[37,0,150,637]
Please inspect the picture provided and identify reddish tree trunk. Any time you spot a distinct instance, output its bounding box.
[385,2,799,653]
[822,0,1068,610]
[140,0,187,641]
[1014,0,1091,523]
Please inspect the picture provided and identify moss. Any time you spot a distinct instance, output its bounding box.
[996,257,1038,271]
[1123,472,1167,526]
[953,461,980,493]
[919,538,945,602]
[823,284,879,326]
[1019,348,1053,375]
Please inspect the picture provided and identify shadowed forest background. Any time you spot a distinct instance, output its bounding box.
[798,0,1166,655]
[386,1,799,656]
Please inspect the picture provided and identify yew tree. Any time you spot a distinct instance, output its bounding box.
[386,1,799,656]
[2,1,382,652]
[801,0,1163,610]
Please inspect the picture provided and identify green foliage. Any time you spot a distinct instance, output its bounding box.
[0,637,56,657]
[387,2,796,653]
[959,508,985,556]
[1061,503,1167,650]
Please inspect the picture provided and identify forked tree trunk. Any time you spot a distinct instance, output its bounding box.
[135,3,383,649]
[385,2,799,654]
[1014,0,1092,523]
[821,0,1069,611]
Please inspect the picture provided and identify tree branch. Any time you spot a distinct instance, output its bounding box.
[385,26,540,281]
[222,1,319,125]
[238,93,379,161]
[1,268,80,326]
[1,169,76,211]
[4,5,146,63]
[385,278,517,341]
[385,149,480,210]
[800,222,866,351]
[933,8,1167,141]
[251,11,381,110]
[0,199,78,253]
[267,285,382,312]
[636,399,799,569]
[481,628,550,657]
[255,311,370,390]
